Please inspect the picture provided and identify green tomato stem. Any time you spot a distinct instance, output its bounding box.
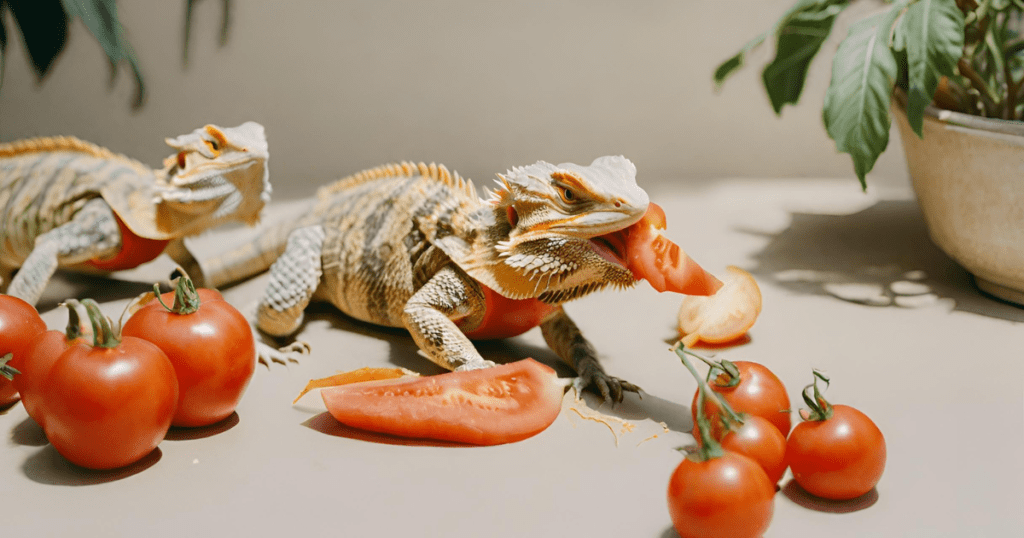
[672,343,738,461]
[800,369,834,421]
[155,267,202,315]
[81,298,120,349]
[0,353,19,380]
[62,299,85,340]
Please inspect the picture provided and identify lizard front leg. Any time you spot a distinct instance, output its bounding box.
[253,225,325,363]
[164,239,207,288]
[402,264,494,371]
[540,307,640,403]
[6,199,120,305]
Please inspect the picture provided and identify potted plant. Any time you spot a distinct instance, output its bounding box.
[716,0,1024,306]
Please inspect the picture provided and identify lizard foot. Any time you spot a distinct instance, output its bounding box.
[256,341,310,366]
[573,356,642,405]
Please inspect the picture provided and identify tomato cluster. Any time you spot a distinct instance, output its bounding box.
[0,274,255,470]
[667,346,886,538]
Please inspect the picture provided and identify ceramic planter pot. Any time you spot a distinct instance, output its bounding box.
[893,94,1024,306]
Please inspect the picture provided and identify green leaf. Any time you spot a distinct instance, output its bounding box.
[762,0,850,113]
[823,13,899,189]
[6,0,68,79]
[899,0,965,136]
[714,32,768,86]
[183,0,232,66]
[60,0,145,107]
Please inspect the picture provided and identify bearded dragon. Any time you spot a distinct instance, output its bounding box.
[200,156,719,401]
[0,122,270,305]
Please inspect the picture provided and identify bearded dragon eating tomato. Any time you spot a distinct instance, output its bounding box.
[0,123,270,305]
[198,156,720,401]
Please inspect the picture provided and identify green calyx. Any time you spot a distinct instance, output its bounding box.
[61,299,86,340]
[81,298,121,349]
[0,353,19,381]
[690,352,742,388]
[673,343,747,461]
[800,369,834,421]
[154,268,202,315]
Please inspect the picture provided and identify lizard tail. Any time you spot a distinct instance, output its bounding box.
[201,220,294,289]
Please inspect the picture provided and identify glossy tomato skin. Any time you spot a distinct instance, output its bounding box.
[667,452,775,538]
[692,361,791,437]
[123,291,255,427]
[42,338,178,470]
[787,404,886,500]
[10,330,88,426]
[321,358,563,445]
[0,295,48,407]
[719,415,788,485]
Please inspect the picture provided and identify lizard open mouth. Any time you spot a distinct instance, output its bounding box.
[589,230,630,268]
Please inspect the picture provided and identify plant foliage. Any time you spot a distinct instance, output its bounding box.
[716,0,1024,188]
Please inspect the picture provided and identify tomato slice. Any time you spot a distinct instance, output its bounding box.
[321,358,563,445]
[677,266,762,347]
[597,203,722,295]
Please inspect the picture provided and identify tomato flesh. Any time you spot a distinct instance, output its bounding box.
[787,404,886,500]
[321,358,563,445]
[597,203,722,295]
[0,295,47,407]
[667,451,775,538]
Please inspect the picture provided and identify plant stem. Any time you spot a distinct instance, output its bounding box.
[959,58,1001,115]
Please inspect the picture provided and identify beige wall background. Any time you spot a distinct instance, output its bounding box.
[0,0,909,199]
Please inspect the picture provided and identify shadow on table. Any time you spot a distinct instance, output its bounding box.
[38,271,161,313]
[10,416,47,447]
[22,445,161,486]
[781,480,879,512]
[164,412,240,441]
[744,200,1024,322]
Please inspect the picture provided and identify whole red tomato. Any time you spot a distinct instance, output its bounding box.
[42,299,178,470]
[787,403,886,500]
[719,414,788,485]
[11,301,89,426]
[0,295,48,407]
[691,360,791,437]
[122,278,255,427]
[667,451,775,538]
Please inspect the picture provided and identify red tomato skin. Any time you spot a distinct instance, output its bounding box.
[719,415,789,485]
[692,361,792,437]
[85,214,169,271]
[123,293,255,427]
[787,404,886,500]
[321,358,562,445]
[459,284,558,340]
[667,452,775,538]
[0,295,48,407]
[10,330,88,426]
[41,338,178,470]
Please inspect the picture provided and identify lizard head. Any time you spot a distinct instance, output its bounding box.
[487,155,649,302]
[157,121,270,226]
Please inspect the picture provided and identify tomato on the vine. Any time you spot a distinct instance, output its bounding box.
[11,300,89,426]
[691,359,791,437]
[122,275,255,427]
[786,370,886,500]
[42,299,178,470]
[0,294,47,407]
[669,345,775,538]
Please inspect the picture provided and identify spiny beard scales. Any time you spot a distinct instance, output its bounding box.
[503,236,636,303]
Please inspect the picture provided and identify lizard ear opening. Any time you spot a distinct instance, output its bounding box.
[506,206,519,227]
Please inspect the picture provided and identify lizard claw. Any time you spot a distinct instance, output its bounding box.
[256,341,309,366]
[574,356,641,405]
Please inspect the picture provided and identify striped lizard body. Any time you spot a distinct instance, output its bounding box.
[0,123,270,305]
[202,157,654,401]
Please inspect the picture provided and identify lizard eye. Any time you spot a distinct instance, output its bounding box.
[204,139,221,153]
[559,186,576,204]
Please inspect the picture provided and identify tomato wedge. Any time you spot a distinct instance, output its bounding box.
[321,358,563,445]
[678,266,762,347]
[598,203,722,295]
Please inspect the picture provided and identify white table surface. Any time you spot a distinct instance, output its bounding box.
[2,178,1021,537]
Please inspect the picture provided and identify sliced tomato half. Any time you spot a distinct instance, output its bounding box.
[596,203,722,295]
[321,358,563,445]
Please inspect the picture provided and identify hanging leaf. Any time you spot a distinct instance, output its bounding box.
[898,0,965,136]
[183,0,232,66]
[823,13,899,189]
[762,0,850,114]
[714,32,769,87]
[60,0,145,107]
[6,0,68,80]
